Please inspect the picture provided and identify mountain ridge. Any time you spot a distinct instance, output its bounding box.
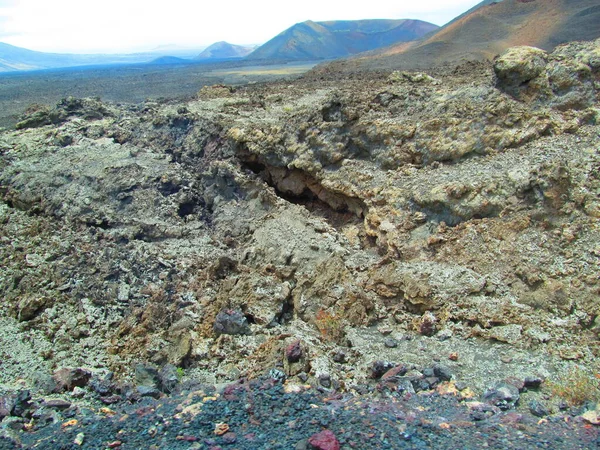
[195,41,256,60]
[323,0,600,71]
[247,19,439,61]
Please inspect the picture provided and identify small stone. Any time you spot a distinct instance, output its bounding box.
[528,400,550,418]
[489,325,523,345]
[269,368,286,382]
[222,432,237,444]
[159,364,179,394]
[370,361,396,379]
[422,368,435,377]
[505,376,525,391]
[32,371,57,394]
[137,386,161,398]
[53,368,92,392]
[332,350,346,363]
[74,432,85,446]
[319,374,331,389]
[11,390,31,417]
[100,395,122,404]
[44,399,72,410]
[117,284,130,301]
[500,355,513,364]
[437,329,453,341]
[381,365,408,381]
[581,410,600,425]
[295,439,309,450]
[455,381,468,391]
[213,309,251,336]
[524,376,544,389]
[433,364,453,381]
[286,341,303,363]
[308,430,340,450]
[448,352,459,361]
[298,372,308,382]
[483,383,520,410]
[377,326,393,335]
[384,338,398,348]
[418,312,437,337]
[71,387,86,398]
[135,364,160,388]
[0,396,14,420]
[25,253,45,267]
[214,422,229,436]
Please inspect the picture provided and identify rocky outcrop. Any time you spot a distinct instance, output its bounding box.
[1,40,599,399]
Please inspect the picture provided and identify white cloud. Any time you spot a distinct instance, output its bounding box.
[1,0,482,53]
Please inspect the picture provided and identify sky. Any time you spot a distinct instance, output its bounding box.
[0,0,482,54]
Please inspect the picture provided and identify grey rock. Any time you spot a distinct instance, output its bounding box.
[213,309,251,336]
[422,368,435,377]
[52,368,92,392]
[332,350,346,363]
[11,390,31,417]
[135,364,161,389]
[528,400,550,418]
[0,396,15,420]
[159,364,179,394]
[433,364,453,381]
[370,361,396,379]
[43,399,71,410]
[318,373,331,389]
[32,371,57,394]
[269,368,286,383]
[90,372,115,396]
[137,385,161,399]
[524,376,544,389]
[384,338,398,348]
[396,378,416,395]
[494,46,548,93]
[483,382,520,410]
[298,372,308,382]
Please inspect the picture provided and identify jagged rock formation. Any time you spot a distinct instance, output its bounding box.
[0,40,599,397]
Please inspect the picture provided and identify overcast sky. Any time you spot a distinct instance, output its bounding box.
[0,0,482,54]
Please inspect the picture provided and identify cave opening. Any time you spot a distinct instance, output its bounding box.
[240,157,367,229]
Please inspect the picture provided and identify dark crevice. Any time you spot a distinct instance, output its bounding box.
[86,219,112,230]
[238,150,368,229]
[158,181,182,196]
[177,201,195,218]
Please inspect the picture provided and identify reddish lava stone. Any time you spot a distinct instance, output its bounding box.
[308,430,340,450]
[286,340,303,363]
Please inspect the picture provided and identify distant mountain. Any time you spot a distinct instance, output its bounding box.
[148,56,190,65]
[195,41,256,60]
[0,42,200,73]
[247,19,439,61]
[336,0,600,70]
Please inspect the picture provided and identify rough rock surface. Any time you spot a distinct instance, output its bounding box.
[0,40,600,445]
